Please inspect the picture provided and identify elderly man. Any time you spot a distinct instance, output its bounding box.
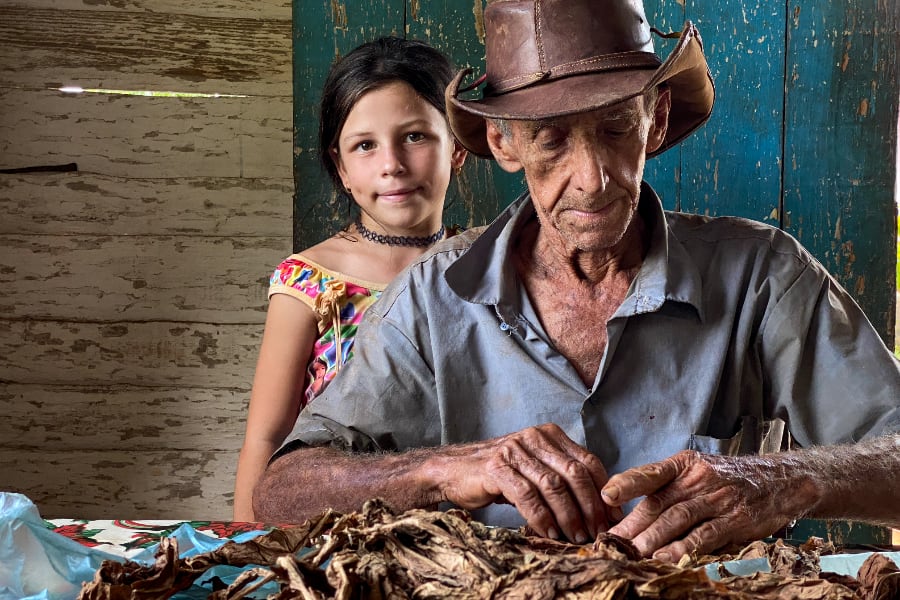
[254,0,899,561]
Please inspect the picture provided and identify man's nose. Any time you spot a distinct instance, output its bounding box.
[571,142,608,193]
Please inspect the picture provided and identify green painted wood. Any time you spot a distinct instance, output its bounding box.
[642,0,685,212]
[676,0,785,225]
[292,0,405,251]
[783,1,898,342]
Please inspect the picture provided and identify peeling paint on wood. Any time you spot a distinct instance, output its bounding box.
[783,0,898,343]
[0,234,287,321]
[0,383,248,451]
[0,89,292,179]
[0,450,238,519]
[0,320,262,388]
[0,5,291,95]
[0,173,293,237]
[1,0,292,519]
[0,0,291,20]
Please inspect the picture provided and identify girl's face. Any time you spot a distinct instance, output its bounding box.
[332,81,466,236]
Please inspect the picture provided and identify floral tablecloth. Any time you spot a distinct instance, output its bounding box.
[44,519,270,559]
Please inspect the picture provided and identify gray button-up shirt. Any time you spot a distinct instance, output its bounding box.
[279,183,900,527]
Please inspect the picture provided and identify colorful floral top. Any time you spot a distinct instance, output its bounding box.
[268,254,385,408]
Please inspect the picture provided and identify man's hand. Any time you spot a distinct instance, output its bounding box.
[601,450,818,561]
[254,423,618,540]
[434,423,618,544]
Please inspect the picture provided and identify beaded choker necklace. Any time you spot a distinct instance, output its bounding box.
[355,219,445,248]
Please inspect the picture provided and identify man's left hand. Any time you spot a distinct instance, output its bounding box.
[601,450,818,562]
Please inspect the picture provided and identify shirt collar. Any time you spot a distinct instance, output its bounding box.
[445,182,704,321]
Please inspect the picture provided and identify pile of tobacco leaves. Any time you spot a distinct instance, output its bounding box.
[77,499,899,600]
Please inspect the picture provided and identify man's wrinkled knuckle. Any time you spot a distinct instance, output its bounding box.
[537,470,566,494]
[642,494,665,515]
[663,502,698,527]
[562,458,591,481]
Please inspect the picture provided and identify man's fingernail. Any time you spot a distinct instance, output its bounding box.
[602,485,619,501]
[655,551,672,562]
[547,527,559,540]
[574,530,588,544]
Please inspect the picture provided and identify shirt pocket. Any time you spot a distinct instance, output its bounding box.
[690,416,788,456]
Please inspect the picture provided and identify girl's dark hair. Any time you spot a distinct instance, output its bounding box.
[318,37,456,194]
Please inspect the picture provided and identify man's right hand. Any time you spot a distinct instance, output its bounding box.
[430,422,617,544]
[253,423,616,542]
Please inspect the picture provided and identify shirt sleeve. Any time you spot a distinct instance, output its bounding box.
[760,259,900,446]
[274,280,443,459]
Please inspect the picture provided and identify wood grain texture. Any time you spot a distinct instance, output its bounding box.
[0,383,248,451]
[0,450,239,519]
[782,0,899,340]
[0,89,292,179]
[0,173,293,237]
[0,0,291,20]
[0,320,263,388]
[0,5,291,94]
[0,0,292,520]
[676,0,785,224]
[0,234,288,321]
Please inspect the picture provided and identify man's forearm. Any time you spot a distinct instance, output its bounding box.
[801,433,900,526]
[252,446,440,523]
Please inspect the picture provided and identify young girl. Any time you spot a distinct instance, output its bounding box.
[233,37,467,521]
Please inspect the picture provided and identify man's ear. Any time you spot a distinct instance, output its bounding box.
[646,87,671,154]
[485,120,524,173]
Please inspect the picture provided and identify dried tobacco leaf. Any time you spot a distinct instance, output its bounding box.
[856,553,900,600]
[76,499,885,600]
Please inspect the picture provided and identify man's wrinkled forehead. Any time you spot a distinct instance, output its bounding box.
[517,97,645,136]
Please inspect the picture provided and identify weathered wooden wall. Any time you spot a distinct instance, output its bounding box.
[0,0,293,518]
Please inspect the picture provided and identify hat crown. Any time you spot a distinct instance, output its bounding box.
[484,0,656,96]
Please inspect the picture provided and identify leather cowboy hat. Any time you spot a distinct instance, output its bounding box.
[446,0,715,158]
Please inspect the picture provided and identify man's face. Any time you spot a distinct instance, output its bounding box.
[487,90,670,254]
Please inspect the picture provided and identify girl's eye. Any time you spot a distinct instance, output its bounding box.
[355,141,375,152]
[405,132,426,143]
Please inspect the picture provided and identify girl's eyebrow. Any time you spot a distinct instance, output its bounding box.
[341,118,435,142]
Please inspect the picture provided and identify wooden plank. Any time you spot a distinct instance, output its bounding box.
[0,450,237,519]
[0,6,291,95]
[0,320,262,388]
[0,89,292,179]
[0,0,291,20]
[783,1,898,340]
[0,173,293,237]
[0,234,289,322]
[676,0,785,225]
[0,383,247,452]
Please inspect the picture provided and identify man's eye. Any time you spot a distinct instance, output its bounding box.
[539,138,564,151]
[605,128,630,138]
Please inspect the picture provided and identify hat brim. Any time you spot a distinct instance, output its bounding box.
[447,21,714,159]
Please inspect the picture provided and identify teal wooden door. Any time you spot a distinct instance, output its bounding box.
[293,0,898,342]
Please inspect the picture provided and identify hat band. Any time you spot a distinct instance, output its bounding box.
[487,51,662,95]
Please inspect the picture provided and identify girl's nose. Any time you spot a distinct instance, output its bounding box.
[380,144,406,176]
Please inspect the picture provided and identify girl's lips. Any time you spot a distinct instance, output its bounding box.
[378,187,418,201]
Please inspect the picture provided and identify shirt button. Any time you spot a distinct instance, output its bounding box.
[499,322,510,331]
